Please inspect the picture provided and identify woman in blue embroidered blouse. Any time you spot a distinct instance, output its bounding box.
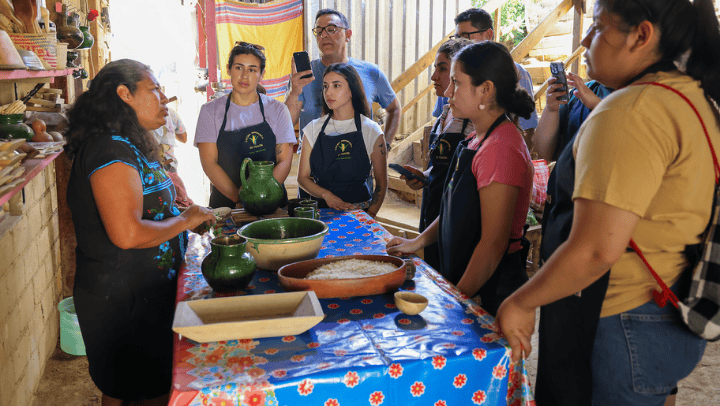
[65,59,215,406]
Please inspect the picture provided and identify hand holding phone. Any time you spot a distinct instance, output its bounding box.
[293,51,313,79]
[550,62,569,102]
[389,164,428,186]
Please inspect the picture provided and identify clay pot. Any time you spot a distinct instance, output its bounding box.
[201,235,257,292]
[56,8,83,49]
[237,158,284,215]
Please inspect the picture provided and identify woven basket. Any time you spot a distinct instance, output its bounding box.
[55,43,67,69]
[9,33,58,69]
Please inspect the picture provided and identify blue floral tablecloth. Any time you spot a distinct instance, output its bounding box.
[170,210,535,406]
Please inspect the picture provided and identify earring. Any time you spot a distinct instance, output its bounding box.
[478,103,485,110]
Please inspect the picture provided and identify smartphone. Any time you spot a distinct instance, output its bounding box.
[293,51,313,79]
[389,164,428,186]
[549,62,569,102]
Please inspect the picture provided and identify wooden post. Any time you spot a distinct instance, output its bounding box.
[205,0,217,100]
[494,8,501,42]
[571,0,585,74]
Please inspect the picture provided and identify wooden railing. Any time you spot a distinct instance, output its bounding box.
[395,0,587,116]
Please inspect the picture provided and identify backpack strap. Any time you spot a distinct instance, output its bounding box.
[629,81,720,308]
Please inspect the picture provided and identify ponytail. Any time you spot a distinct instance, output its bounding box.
[499,88,535,120]
[686,0,720,102]
[599,0,720,102]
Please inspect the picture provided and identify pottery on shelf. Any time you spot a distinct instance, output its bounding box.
[201,235,256,292]
[56,7,83,49]
[0,115,34,140]
[77,26,94,50]
[237,158,284,216]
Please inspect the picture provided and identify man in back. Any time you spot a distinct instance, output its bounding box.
[284,9,401,148]
[434,8,538,137]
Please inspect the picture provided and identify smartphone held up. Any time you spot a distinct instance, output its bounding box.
[293,51,313,79]
[550,62,569,102]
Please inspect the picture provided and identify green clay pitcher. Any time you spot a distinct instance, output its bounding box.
[237,158,284,215]
[201,235,256,292]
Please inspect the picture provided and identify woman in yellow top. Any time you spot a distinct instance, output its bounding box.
[497,1,720,405]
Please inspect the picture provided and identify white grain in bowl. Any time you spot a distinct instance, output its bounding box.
[305,259,397,280]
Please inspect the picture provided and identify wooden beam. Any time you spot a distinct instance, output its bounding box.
[391,0,511,94]
[511,0,573,63]
[533,45,584,101]
[493,8,501,42]
[205,0,217,100]
[571,0,585,74]
[388,122,432,164]
[401,83,434,115]
[391,33,451,94]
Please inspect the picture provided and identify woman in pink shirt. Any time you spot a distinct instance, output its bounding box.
[387,41,534,316]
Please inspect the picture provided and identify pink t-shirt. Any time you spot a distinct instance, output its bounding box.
[468,122,533,243]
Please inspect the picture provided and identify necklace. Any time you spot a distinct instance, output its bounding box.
[331,117,355,134]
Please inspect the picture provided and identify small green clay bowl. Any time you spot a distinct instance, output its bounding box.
[237,218,329,271]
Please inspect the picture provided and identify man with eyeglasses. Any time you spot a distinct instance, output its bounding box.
[284,9,401,147]
[431,9,538,137]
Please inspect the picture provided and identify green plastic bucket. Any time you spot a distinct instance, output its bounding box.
[58,297,86,356]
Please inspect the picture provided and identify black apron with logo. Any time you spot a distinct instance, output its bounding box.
[420,116,470,270]
[209,94,284,209]
[437,115,529,316]
[536,61,677,405]
[305,114,372,208]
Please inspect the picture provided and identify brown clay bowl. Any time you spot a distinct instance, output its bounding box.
[277,255,406,298]
[394,291,429,315]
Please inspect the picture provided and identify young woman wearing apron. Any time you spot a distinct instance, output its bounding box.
[496,2,719,404]
[387,42,535,316]
[298,63,387,217]
[196,42,295,209]
[401,38,474,271]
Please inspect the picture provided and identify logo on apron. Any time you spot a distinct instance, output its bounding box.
[245,131,265,151]
[434,139,452,161]
[335,140,353,160]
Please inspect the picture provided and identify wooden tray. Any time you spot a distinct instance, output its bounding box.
[231,207,289,225]
[172,291,324,343]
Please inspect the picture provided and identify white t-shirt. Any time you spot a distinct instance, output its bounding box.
[301,114,384,159]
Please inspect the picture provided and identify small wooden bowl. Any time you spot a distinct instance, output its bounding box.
[394,291,428,315]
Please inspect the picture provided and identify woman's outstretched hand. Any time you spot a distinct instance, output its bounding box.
[495,296,536,364]
[567,72,602,111]
[321,191,356,211]
[181,205,216,234]
[386,236,423,257]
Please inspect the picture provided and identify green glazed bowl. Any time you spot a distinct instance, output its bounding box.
[238,218,329,271]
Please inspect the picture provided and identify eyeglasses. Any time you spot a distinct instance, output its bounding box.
[235,41,265,52]
[451,28,490,39]
[312,24,346,37]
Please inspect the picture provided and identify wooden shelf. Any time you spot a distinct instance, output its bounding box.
[0,68,78,82]
[0,151,63,208]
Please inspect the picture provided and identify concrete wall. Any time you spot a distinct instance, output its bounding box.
[0,162,62,406]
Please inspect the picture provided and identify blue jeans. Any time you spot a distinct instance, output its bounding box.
[590,283,707,405]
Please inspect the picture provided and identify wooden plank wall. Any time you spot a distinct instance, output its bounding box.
[304,0,473,137]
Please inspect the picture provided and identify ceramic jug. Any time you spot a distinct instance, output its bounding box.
[77,26,94,50]
[201,235,256,292]
[56,8,83,49]
[0,115,33,139]
[238,158,284,215]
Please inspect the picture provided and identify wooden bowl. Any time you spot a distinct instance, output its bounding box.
[394,291,428,315]
[278,255,406,298]
[238,217,329,271]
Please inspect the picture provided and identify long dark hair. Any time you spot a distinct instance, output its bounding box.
[321,63,370,118]
[454,42,535,120]
[65,59,158,159]
[597,0,720,102]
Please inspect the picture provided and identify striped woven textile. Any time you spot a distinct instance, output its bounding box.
[216,0,303,99]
